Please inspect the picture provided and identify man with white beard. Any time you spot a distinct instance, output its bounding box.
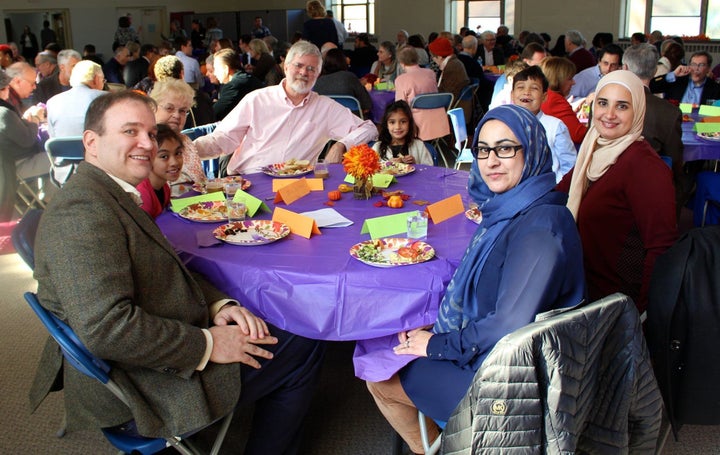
[194,40,377,175]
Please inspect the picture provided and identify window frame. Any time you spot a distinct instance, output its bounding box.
[329,0,375,35]
[628,0,711,37]
[451,0,514,36]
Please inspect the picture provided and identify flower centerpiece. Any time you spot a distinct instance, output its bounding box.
[343,143,380,199]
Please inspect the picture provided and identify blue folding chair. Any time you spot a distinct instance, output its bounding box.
[11,208,43,270]
[44,136,85,187]
[24,292,234,455]
[452,83,481,134]
[424,141,440,167]
[328,95,364,119]
[693,171,720,226]
[447,108,474,170]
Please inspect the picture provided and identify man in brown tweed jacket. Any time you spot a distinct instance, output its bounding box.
[29,90,325,454]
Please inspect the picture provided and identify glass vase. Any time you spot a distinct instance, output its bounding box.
[353,177,373,200]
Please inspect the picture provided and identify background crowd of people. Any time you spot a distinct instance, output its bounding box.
[2,4,716,452]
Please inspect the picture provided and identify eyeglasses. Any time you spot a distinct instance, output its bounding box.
[471,144,523,159]
[161,104,190,117]
[689,62,708,69]
[289,62,318,74]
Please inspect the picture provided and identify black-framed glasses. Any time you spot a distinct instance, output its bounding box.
[471,145,523,159]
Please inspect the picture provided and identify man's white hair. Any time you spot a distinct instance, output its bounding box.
[285,40,323,73]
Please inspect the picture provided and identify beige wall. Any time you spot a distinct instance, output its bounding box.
[2,0,624,57]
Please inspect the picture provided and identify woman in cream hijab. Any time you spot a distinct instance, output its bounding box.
[557,70,678,313]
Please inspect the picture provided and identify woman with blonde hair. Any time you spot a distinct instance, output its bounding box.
[540,56,587,145]
[302,0,339,49]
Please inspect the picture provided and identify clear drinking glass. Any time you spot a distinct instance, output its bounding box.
[205,179,224,193]
[313,160,329,179]
[226,200,247,222]
[407,212,428,240]
[224,182,241,198]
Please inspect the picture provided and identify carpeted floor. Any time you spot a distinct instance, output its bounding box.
[2,251,719,454]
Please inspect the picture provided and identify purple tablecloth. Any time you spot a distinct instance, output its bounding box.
[369,89,396,124]
[157,164,477,381]
[683,120,720,162]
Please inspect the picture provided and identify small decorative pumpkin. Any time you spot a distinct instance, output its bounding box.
[328,190,342,201]
[387,195,404,208]
[338,183,353,193]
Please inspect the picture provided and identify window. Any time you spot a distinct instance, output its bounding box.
[451,0,515,35]
[625,0,720,38]
[329,0,375,35]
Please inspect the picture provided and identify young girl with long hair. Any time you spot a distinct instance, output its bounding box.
[372,100,434,165]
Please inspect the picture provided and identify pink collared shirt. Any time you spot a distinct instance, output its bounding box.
[194,80,378,174]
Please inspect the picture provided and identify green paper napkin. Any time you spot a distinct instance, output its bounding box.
[699,105,720,116]
[679,103,693,114]
[693,122,720,133]
[361,210,418,239]
[344,173,396,187]
[233,190,270,217]
[170,192,225,212]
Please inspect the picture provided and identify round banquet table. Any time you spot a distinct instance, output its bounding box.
[156,164,478,381]
[682,119,720,162]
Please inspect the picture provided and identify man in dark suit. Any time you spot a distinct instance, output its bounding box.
[649,51,720,106]
[349,33,377,77]
[624,43,692,218]
[479,31,505,66]
[457,35,483,80]
[123,43,157,88]
[103,45,130,84]
[29,91,324,452]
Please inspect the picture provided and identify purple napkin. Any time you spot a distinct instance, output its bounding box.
[196,230,222,247]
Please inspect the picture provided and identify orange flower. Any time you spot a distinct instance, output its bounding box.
[342,144,381,179]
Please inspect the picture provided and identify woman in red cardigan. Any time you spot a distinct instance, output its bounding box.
[556,70,678,313]
[540,56,588,146]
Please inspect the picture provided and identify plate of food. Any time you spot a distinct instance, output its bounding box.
[349,238,434,268]
[697,132,720,141]
[177,201,229,223]
[379,161,415,177]
[192,176,251,194]
[213,220,290,246]
[465,207,482,224]
[261,159,314,177]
